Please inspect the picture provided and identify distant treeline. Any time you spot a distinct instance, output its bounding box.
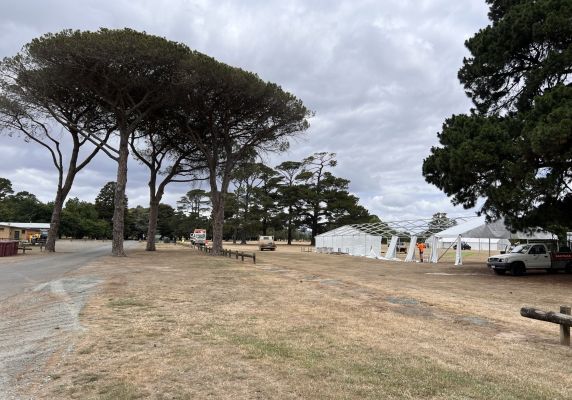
[0,152,379,243]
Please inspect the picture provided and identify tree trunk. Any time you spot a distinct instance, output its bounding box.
[45,188,65,252]
[112,129,129,257]
[287,206,293,245]
[311,209,318,246]
[145,169,163,251]
[240,228,247,245]
[210,191,225,255]
[45,135,81,252]
[146,199,159,251]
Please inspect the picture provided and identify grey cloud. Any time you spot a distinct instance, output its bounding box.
[0,0,490,221]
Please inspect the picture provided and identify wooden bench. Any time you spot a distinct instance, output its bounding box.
[18,242,32,254]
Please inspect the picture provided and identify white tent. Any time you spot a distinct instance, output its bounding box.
[315,226,382,257]
[430,216,554,251]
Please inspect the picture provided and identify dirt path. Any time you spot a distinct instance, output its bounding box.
[0,240,143,399]
[0,240,139,300]
[0,277,102,399]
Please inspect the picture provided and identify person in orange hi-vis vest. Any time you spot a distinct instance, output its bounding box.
[417,242,426,263]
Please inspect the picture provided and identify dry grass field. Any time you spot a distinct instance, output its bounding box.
[19,242,572,399]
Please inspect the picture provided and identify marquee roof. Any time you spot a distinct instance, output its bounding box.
[434,216,554,240]
[316,215,555,241]
[315,216,476,239]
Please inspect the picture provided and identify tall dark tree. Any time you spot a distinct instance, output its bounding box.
[23,29,191,256]
[275,161,305,245]
[251,164,282,236]
[0,178,14,200]
[170,210,198,240]
[290,152,374,243]
[126,206,150,240]
[177,189,210,217]
[95,182,128,235]
[0,191,51,222]
[423,0,572,234]
[0,44,113,252]
[296,152,337,244]
[60,198,108,239]
[421,212,457,237]
[171,53,311,254]
[176,189,211,239]
[130,117,204,251]
[95,182,118,223]
[324,195,377,230]
[157,203,176,239]
[231,162,273,243]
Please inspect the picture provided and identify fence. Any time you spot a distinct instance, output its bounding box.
[195,244,256,264]
[521,306,572,346]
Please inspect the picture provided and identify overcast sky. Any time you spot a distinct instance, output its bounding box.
[0,0,490,221]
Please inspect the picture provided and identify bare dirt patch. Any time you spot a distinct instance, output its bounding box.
[10,243,572,399]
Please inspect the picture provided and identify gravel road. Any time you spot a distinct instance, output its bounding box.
[0,240,142,399]
[0,241,127,301]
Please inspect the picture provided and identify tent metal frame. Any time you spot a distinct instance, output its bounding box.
[317,216,478,240]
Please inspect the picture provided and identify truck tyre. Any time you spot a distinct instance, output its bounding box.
[493,269,506,275]
[565,263,572,274]
[511,262,526,276]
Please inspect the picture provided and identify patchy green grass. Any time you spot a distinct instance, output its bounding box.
[94,382,141,400]
[107,298,150,308]
[202,325,561,400]
[227,334,296,359]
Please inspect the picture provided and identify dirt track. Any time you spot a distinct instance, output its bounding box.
[0,277,102,399]
[0,241,140,399]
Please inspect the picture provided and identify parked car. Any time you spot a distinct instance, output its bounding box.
[487,243,572,275]
[453,241,471,250]
[258,235,276,251]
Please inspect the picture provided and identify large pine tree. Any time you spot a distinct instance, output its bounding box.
[423,0,572,235]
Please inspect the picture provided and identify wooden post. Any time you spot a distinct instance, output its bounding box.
[241,253,244,262]
[561,306,571,346]
[253,253,256,264]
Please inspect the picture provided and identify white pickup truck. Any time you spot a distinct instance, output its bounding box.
[487,243,572,276]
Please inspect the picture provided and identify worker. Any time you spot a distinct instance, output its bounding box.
[417,242,426,262]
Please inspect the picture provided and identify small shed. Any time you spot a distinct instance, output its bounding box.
[0,222,51,241]
[315,225,382,257]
